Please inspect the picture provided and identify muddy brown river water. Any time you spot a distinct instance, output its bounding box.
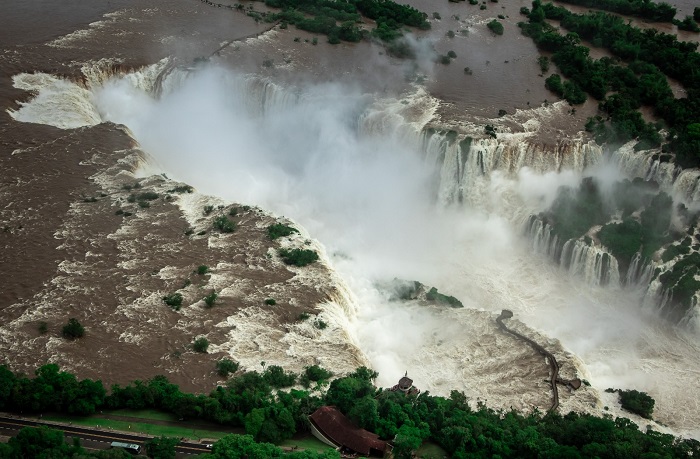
[2,0,700,440]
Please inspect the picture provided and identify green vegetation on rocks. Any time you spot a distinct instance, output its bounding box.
[216,358,240,377]
[278,248,319,266]
[267,223,299,240]
[213,215,236,233]
[163,292,184,310]
[607,388,656,419]
[521,1,700,163]
[62,318,85,340]
[262,0,429,44]
[487,19,504,35]
[193,337,210,353]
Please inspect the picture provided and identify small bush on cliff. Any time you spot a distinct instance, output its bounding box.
[487,19,504,35]
[193,337,209,353]
[267,223,298,240]
[608,388,655,419]
[278,248,319,266]
[62,318,85,340]
[203,291,218,308]
[213,215,236,233]
[163,292,184,311]
[216,358,240,377]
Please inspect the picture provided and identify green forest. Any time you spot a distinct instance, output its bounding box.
[520,1,700,167]
[536,175,700,321]
[261,0,430,43]
[1,364,699,458]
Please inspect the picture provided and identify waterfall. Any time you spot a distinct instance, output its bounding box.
[525,215,561,260]
[625,252,655,287]
[611,143,700,204]
[561,239,620,288]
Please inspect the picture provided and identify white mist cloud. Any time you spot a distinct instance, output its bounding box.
[92,64,700,436]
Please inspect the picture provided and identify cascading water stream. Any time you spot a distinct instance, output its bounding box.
[8,61,700,437]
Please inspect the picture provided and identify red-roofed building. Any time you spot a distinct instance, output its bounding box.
[309,406,389,457]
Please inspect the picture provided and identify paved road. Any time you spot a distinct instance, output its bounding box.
[0,415,212,456]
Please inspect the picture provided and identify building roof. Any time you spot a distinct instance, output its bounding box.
[309,406,387,456]
[398,376,413,389]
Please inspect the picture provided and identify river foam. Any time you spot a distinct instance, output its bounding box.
[8,61,700,438]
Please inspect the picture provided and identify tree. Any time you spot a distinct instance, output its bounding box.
[277,248,319,267]
[392,424,426,459]
[0,365,16,409]
[193,337,209,353]
[145,436,179,459]
[8,426,78,458]
[62,318,85,339]
[216,359,240,377]
[348,395,380,430]
[487,19,504,35]
[207,434,282,459]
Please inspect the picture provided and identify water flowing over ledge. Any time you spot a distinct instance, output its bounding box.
[7,60,700,437]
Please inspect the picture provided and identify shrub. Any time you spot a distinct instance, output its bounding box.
[464,67,473,75]
[163,292,184,311]
[447,30,455,38]
[447,50,457,58]
[264,298,277,305]
[432,12,441,20]
[197,265,209,275]
[136,191,159,201]
[438,55,451,65]
[193,337,209,353]
[267,223,299,240]
[616,389,655,419]
[204,291,218,308]
[485,124,497,138]
[278,248,319,267]
[314,319,328,330]
[169,185,193,193]
[203,205,214,215]
[138,200,150,208]
[62,318,85,340]
[298,312,311,321]
[487,19,504,35]
[38,321,48,335]
[216,358,240,377]
[305,365,333,382]
[263,365,296,387]
[213,215,236,233]
[228,207,239,217]
[498,109,507,117]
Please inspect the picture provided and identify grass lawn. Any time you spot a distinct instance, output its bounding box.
[278,434,336,452]
[416,441,448,458]
[43,415,232,441]
[106,408,179,422]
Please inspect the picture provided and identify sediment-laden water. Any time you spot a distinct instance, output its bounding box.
[2,0,700,440]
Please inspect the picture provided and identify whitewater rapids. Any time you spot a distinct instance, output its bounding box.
[7,62,700,439]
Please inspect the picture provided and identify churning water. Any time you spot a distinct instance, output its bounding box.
[9,62,700,438]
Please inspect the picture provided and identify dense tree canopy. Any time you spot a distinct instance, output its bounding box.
[521,1,700,166]
[2,363,700,459]
[262,0,429,44]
